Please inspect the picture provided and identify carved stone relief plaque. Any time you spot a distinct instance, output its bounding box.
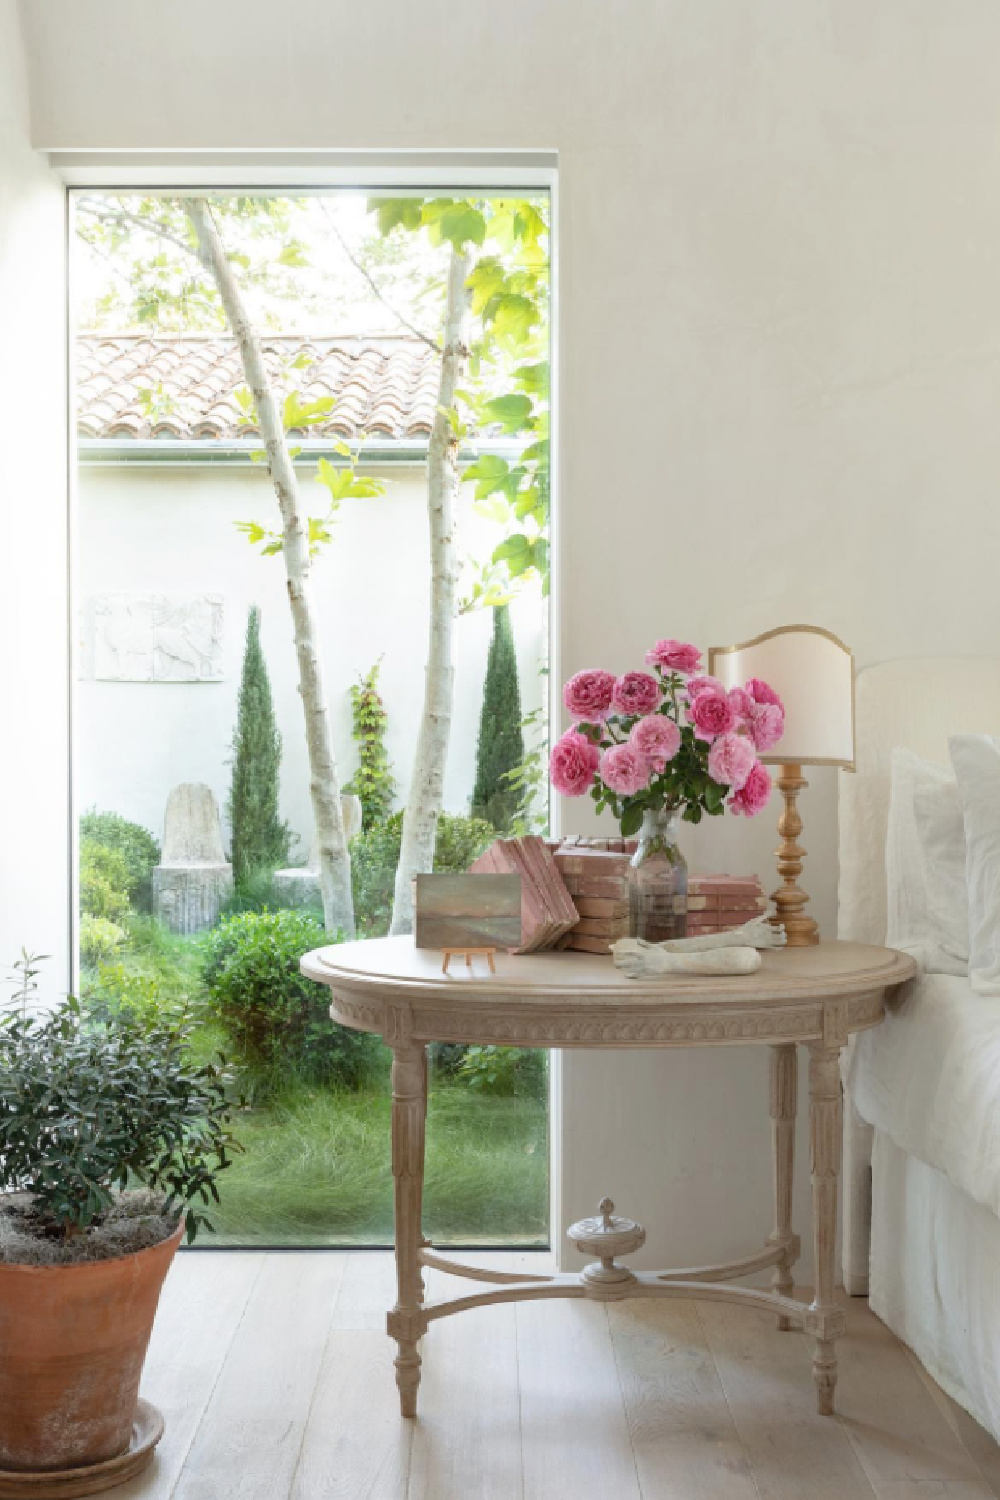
[89,594,224,682]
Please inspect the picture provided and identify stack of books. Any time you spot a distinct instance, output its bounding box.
[466,835,769,956]
[552,844,768,954]
[686,875,767,934]
[468,835,579,952]
[552,846,632,954]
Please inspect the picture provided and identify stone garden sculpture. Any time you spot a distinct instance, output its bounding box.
[152,783,234,935]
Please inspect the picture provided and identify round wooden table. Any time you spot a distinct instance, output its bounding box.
[302,937,915,1419]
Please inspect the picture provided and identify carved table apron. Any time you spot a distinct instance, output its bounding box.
[301,937,915,1419]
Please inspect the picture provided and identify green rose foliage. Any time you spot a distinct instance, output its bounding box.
[0,991,239,1242]
[201,909,375,1091]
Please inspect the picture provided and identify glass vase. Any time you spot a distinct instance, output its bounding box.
[628,808,688,943]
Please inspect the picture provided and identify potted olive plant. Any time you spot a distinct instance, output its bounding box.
[0,954,238,1492]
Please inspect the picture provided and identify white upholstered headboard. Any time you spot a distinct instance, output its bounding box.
[838,656,1000,1293]
[838,657,1000,944]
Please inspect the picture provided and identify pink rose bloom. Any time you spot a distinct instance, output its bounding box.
[685,674,725,699]
[727,685,754,721]
[611,671,662,717]
[563,669,616,723]
[707,731,757,791]
[600,743,651,796]
[729,760,772,817]
[746,701,784,753]
[645,639,702,674]
[688,687,737,741]
[629,714,681,771]
[549,729,600,797]
[747,676,783,709]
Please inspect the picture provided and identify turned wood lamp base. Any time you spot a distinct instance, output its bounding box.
[770,762,820,947]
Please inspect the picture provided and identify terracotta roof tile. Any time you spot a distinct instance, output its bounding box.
[76,333,441,443]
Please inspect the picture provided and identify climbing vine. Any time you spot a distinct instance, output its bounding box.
[344,661,396,832]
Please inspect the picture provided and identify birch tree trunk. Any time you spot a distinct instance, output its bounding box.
[390,246,471,934]
[184,198,355,938]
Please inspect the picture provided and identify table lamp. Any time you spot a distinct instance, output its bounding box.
[708,626,855,946]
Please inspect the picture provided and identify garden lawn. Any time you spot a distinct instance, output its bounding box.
[203,1073,549,1247]
[82,912,549,1248]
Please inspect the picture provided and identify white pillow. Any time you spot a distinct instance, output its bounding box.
[885,747,968,975]
[949,735,1000,995]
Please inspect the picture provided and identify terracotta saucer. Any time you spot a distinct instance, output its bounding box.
[0,1400,164,1499]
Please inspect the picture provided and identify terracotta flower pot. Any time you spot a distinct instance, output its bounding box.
[0,1221,183,1473]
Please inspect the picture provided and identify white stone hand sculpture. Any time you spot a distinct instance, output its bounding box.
[612,940,763,979]
[611,917,785,980]
[656,914,786,953]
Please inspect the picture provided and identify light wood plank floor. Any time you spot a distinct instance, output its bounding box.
[115,1250,1000,1500]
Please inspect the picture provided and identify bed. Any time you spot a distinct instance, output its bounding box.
[838,657,1000,1440]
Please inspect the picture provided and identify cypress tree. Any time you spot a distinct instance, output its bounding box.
[471,604,524,831]
[228,605,291,886]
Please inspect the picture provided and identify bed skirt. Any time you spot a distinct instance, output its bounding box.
[871,1129,1000,1443]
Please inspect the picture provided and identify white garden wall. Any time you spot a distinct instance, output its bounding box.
[77,459,547,853]
[78,456,548,858]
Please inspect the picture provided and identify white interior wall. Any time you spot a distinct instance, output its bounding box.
[0,1,67,1002]
[77,461,547,851]
[16,0,1000,1275]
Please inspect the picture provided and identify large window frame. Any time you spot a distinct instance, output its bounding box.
[60,152,563,1247]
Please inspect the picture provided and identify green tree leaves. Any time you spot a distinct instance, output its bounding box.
[373,198,424,237]
[366,193,550,608]
[479,393,534,433]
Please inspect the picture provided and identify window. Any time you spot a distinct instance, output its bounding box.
[72,188,551,1246]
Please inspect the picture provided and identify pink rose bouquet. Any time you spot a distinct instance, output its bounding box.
[549,637,783,834]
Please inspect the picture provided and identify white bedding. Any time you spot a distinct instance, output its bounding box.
[847,970,1000,1220]
[871,1130,1000,1442]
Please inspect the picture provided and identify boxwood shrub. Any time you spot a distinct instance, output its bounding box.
[80,810,161,913]
[201,909,375,1092]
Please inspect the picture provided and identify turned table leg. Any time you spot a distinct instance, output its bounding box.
[387,1042,428,1418]
[768,1043,799,1329]
[807,1044,847,1415]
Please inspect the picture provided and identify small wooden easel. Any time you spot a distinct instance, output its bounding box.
[441,947,497,975]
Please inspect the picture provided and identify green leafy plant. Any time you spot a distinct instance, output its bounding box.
[79,810,160,913]
[201,909,373,1091]
[471,605,524,831]
[344,660,395,831]
[503,703,550,836]
[433,812,497,873]
[0,956,239,1243]
[350,812,404,938]
[81,915,205,1020]
[227,606,292,888]
[457,1044,546,1098]
[79,843,131,924]
[79,915,125,968]
[220,867,316,918]
[351,811,497,938]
